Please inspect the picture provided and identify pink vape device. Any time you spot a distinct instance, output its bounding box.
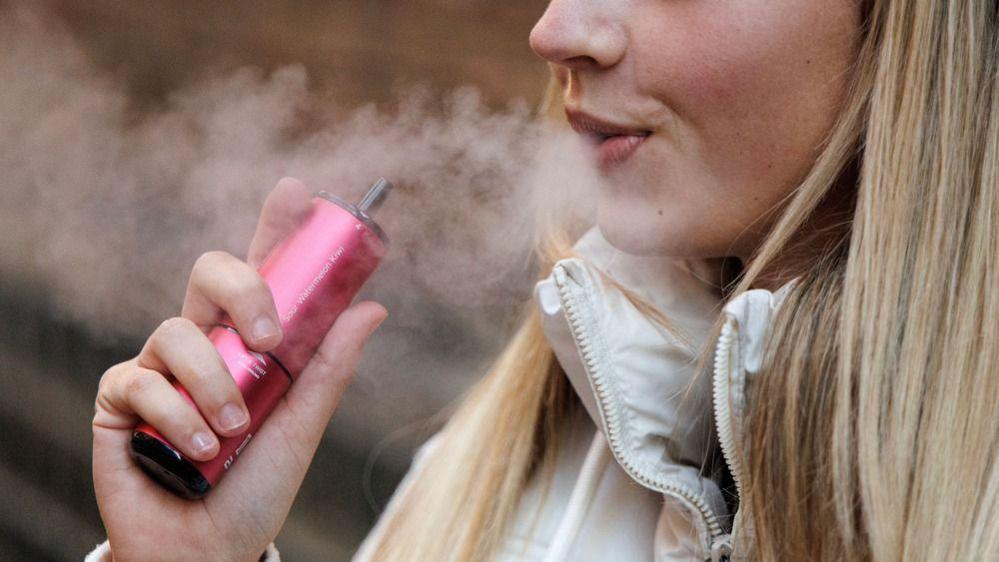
[130,178,392,499]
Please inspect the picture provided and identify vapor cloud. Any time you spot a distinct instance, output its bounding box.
[0,4,598,452]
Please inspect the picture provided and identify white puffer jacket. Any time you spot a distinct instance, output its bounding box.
[87,227,792,562]
[354,227,795,562]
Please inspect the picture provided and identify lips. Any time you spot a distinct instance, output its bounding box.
[565,108,651,170]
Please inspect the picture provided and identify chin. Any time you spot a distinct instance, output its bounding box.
[595,195,723,259]
[597,219,665,256]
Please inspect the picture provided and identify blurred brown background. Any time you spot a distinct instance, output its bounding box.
[0,1,548,560]
[56,1,549,108]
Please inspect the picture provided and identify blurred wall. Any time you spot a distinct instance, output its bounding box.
[53,0,549,108]
[0,2,548,560]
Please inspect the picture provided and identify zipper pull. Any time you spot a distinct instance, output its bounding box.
[709,533,733,562]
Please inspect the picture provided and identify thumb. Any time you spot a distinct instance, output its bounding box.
[267,300,387,453]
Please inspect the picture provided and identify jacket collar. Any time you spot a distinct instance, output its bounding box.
[533,227,725,497]
[720,281,798,374]
[533,227,805,558]
[711,277,797,559]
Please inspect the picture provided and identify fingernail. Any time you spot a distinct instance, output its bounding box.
[191,431,217,455]
[218,402,248,432]
[252,317,280,343]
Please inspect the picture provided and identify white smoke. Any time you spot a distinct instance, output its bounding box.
[0,4,598,453]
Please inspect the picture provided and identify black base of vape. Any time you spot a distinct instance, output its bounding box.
[130,430,211,500]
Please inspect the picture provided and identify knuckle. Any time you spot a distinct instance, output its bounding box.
[97,363,122,393]
[276,176,301,190]
[183,365,212,388]
[194,250,229,272]
[94,386,108,416]
[190,251,234,288]
[96,363,130,416]
[228,271,268,304]
[184,352,235,391]
[313,346,358,383]
[312,347,337,372]
[190,360,227,389]
[125,369,160,398]
[156,316,195,340]
[98,360,135,397]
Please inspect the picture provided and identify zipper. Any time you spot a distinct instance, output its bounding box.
[712,287,792,561]
[711,282,796,505]
[551,263,724,543]
[709,533,733,562]
[711,317,744,498]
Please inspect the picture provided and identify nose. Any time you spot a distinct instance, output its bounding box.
[529,0,626,71]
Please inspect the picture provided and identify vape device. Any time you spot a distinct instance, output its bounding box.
[130,178,392,499]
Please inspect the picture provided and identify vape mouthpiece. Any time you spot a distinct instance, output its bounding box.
[357,177,393,215]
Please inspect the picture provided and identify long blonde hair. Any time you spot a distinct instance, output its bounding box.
[739,0,999,559]
[368,0,999,559]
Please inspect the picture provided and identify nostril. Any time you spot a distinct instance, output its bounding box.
[562,55,600,70]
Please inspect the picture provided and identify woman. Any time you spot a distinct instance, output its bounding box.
[88,0,999,560]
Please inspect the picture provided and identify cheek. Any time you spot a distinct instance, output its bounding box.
[638,5,854,168]
[619,1,857,257]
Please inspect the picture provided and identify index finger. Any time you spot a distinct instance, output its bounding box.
[247,177,314,268]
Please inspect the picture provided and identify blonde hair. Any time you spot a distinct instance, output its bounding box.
[739,0,999,559]
[368,0,999,559]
